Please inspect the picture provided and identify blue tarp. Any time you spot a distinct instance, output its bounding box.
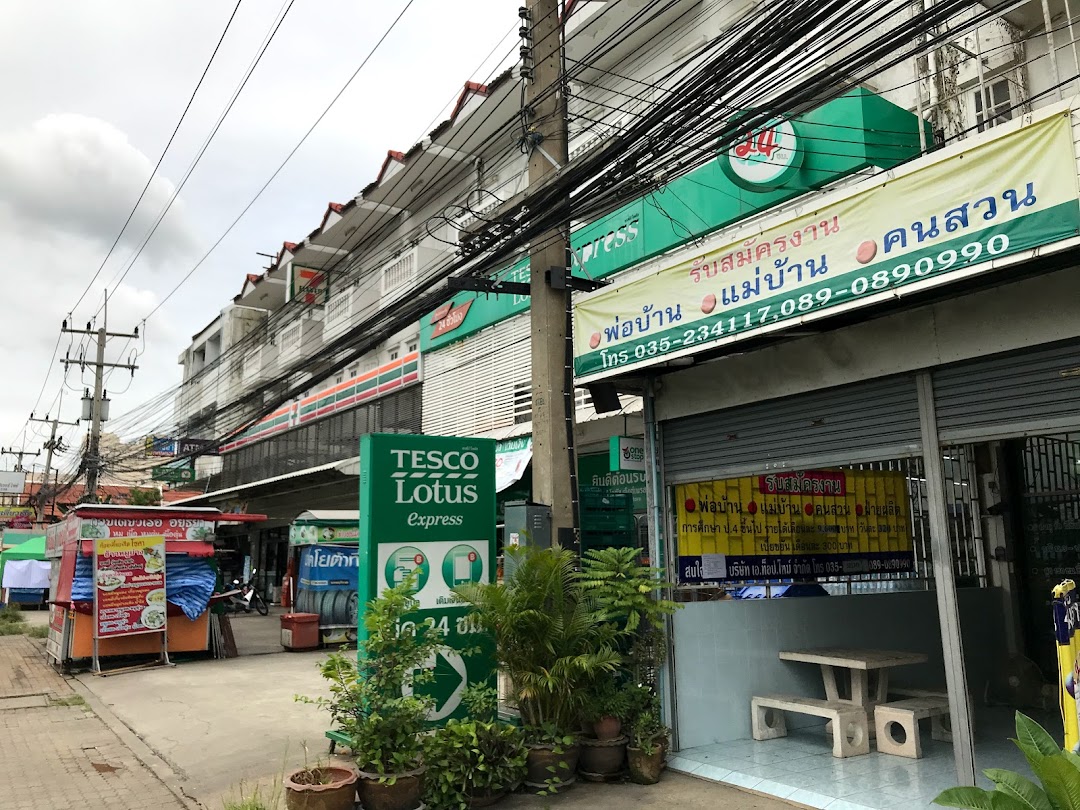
[72,554,215,620]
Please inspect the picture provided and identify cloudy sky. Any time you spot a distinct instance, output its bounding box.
[0,0,515,472]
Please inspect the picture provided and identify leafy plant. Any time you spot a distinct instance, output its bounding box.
[454,546,621,735]
[423,709,527,810]
[934,712,1080,809]
[26,624,49,639]
[297,573,445,779]
[127,487,162,506]
[222,781,281,810]
[583,678,631,724]
[0,603,23,624]
[578,546,680,634]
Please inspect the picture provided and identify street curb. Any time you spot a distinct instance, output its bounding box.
[68,676,204,810]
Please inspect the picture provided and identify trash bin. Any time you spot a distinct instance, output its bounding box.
[280,612,320,651]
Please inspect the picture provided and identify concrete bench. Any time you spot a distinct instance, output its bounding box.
[874,697,950,758]
[889,686,971,742]
[751,695,870,758]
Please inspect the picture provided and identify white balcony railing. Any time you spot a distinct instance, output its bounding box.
[277,311,324,366]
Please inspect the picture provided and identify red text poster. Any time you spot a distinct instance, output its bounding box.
[94,535,167,638]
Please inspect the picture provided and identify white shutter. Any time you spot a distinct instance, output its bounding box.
[422,315,530,436]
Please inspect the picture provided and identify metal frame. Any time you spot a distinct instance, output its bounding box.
[916,370,977,786]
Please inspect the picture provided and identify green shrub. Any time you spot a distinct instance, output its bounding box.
[935,711,1080,809]
[26,625,49,639]
[423,715,527,809]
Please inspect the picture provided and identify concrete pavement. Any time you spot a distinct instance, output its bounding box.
[79,648,333,807]
[76,645,801,810]
[0,634,191,810]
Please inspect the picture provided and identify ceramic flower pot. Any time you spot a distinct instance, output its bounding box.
[355,765,425,810]
[627,745,664,785]
[578,735,627,779]
[593,715,623,741]
[524,742,580,793]
[283,765,358,810]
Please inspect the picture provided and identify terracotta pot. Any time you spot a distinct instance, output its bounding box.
[355,765,425,810]
[627,745,664,785]
[524,742,580,792]
[283,765,358,810]
[593,715,622,741]
[578,735,627,777]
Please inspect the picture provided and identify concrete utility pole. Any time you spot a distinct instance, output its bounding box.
[524,0,578,549]
[60,291,138,503]
[28,410,79,521]
[0,447,40,472]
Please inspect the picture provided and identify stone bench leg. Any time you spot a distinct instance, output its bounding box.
[831,711,870,758]
[931,712,952,743]
[876,709,922,758]
[751,703,788,741]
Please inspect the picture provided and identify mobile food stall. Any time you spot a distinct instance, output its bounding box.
[0,535,48,606]
[289,510,359,645]
[44,504,265,670]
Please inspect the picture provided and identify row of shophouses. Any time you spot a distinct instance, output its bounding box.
[173,0,1080,803]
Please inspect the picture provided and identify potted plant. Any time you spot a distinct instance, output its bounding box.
[584,678,630,740]
[455,546,622,794]
[283,761,359,810]
[423,685,527,809]
[298,574,444,810]
[626,705,667,785]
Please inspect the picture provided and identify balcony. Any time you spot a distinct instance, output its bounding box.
[241,342,279,387]
[277,309,324,367]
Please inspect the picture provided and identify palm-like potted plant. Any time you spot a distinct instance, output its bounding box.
[299,574,444,810]
[455,546,621,793]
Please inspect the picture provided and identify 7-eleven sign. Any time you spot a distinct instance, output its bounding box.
[291,265,328,305]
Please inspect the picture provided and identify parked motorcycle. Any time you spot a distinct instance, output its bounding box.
[221,570,270,616]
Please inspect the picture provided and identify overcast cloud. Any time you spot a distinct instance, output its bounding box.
[0,0,515,473]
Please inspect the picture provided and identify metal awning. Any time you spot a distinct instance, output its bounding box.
[171,457,360,507]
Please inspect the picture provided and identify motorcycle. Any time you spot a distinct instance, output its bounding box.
[222,570,270,616]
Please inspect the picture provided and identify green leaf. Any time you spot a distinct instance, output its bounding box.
[1063,751,1080,774]
[934,787,1024,809]
[1015,713,1062,768]
[1032,754,1080,810]
[985,769,1054,810]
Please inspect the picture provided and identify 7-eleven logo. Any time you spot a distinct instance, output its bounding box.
[294,266,327,304]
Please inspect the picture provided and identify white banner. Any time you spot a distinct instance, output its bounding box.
[2,559,50,589]
[0,471,26,495]
[495,437,532,493]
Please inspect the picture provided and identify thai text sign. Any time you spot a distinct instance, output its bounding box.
[675,470,913,585]
[574,109,1080,381]
[81,517,214,542]
[297,545,359,629]
[359,434,496,725]
[94,535,167,638]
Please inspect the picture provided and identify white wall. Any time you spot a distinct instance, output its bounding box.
[671,588,1006,749]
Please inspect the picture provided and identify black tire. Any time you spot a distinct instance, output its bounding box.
[254,592,269,616]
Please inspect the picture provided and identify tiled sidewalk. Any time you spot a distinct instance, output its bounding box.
[0,636,189,810]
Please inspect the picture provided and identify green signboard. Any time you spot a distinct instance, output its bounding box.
[151,462,194,483]
[421,88,928,352]
[358,434,497,724]
[578,452,646,512]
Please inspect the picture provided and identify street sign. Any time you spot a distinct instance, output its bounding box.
[359,433,496,725]
[609,436,646,472]
[151,463,194,483]
[177,437,218,455]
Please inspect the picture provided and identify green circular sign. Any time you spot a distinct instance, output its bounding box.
[442,544,484,588]
[720,117,803,192]
[384,546,430,592]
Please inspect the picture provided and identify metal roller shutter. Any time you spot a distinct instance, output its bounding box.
[662,375,922,483]
[933,338,1080,443]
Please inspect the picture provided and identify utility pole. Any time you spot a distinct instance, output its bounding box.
[28,410,79,521]
[60,291,139,503]
[0,447,40,472]
[523,0,578,551]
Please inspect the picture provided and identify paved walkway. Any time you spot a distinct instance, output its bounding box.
[0,635,191,810]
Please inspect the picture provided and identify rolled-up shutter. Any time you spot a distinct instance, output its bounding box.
[662,375,922,483]
[933,338,1080,443]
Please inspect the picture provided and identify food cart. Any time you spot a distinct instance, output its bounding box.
[289,510,359,645]
[44,504,265,669]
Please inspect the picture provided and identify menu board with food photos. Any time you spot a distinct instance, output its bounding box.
[93,535,167,638]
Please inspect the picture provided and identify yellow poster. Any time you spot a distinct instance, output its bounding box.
[675,469,913,584]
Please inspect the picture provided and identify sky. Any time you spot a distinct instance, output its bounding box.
[0,0,516,474]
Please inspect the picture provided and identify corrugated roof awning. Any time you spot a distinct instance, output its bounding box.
[171,457,361,507]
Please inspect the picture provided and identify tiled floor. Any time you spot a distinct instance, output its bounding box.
[668,707,1049,809]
